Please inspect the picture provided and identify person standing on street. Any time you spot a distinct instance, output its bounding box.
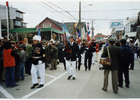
[25,40,32,75]
[101,38,123,94]
[129,40,135,70]
[50,43,58,70]
[91,40,96,65]
[64,36,79,80]
[118,39,132,88]
[3,41,18,87]
[16,44,26,82]
[84,43,94,71]
[31,35,45,89]
[95,42,99,62]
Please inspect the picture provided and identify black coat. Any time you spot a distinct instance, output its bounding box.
[64,42,79,61]
[32,43,45,65]
[120,45,133,66]
[85,45,94,58]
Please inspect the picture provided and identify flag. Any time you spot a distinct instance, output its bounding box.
[75,31,78,41]
[77,30,81,42]
[36,26,42,36]
[81,27,85,39]
[87,24,90,42]
[92,30,94,37]
[62,23,70,42]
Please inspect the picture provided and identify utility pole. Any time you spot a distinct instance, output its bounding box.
[6,1,9,40]
[79,1,81,24]
[79,1,81,39]
[91,20,94,38]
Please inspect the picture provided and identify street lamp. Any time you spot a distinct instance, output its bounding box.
[82,4,93,9]
[79,2,93,23]
[79,2,93,40]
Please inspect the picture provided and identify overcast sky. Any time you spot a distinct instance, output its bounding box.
[0,0,140,36]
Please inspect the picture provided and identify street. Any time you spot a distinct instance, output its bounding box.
[0,50,140,98]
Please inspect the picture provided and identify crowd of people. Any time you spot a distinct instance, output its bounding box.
[0,35,140,94]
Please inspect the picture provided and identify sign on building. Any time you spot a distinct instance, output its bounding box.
[109,21,123,29]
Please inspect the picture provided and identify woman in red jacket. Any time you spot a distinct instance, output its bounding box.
[95,42,99,62]
[3,41,18,87]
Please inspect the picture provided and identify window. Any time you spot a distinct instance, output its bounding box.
[22,23,27,27]
[14,21,21,26]
[43,23,51,28]
[130,22,137,32]
[16,12,23,19]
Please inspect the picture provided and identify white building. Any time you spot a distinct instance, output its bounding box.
[125,17,137,38]
[0,4,27,29]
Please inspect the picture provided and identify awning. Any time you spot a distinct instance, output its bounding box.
[8,27,63,34]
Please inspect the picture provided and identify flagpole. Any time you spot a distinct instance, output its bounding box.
[6,1,9,40]
[51,28,52,39]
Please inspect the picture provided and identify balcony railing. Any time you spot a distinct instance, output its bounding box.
[16,12,23,19]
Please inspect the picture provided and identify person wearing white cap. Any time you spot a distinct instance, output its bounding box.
[31,35,45,89]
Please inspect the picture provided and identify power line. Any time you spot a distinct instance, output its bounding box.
[52,9,140,12]
[36,2,54,13]
[41,1,78,21]
[47,1,78,21]
[81,18,127,20]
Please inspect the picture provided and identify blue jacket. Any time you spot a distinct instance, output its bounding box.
[120,45,133,66]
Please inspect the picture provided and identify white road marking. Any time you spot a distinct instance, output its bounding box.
[0,85,14,98]
[21,71,68,99]
[45,74,56,79]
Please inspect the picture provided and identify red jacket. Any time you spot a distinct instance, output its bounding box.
[96,44,99,52]
[3,49,15,67]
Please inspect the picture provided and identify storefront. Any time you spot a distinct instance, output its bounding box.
[8,27,64,43]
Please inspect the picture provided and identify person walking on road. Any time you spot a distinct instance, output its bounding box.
[118,39,132,88]
[31,35,45,89]
[64,35,79,80]
[129,40,135,70]
[101,38,123,94]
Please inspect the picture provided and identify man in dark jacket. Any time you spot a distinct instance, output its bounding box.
[118,39,132,88]
[64,35,79,80]
[84,43,94,71]
[101,38,123,94]
[129,40,135,70]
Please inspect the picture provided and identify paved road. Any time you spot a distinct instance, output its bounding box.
[0,50,140,98]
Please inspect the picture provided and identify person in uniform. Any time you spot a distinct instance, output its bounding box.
[95,42,99,62]
[31,35,45,89]
[91,39,96,65]
[61,43,66,70]
[84,42,93,71]
[81,39,87,65]
[64,36,79,80]
[76,41,82,71]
